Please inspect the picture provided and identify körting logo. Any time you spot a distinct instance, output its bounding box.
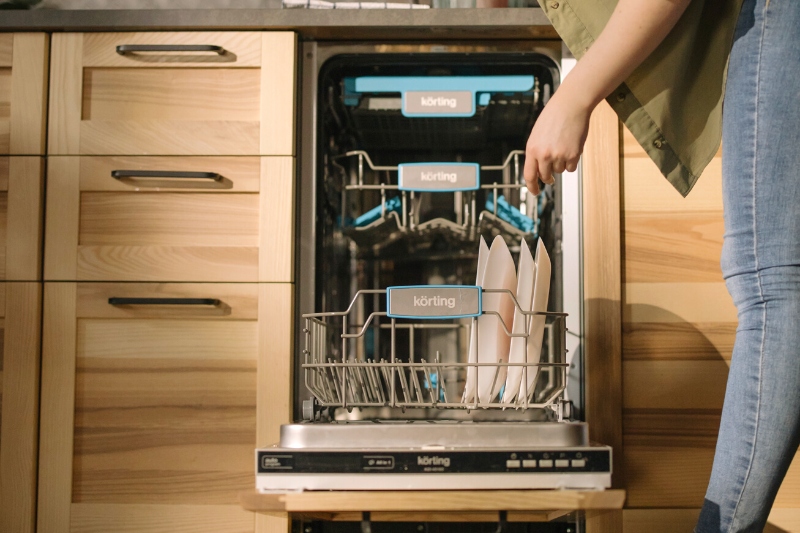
[420,171,458,184]
[417,455,451,468]
[420,96,457,109]
[414,295,456,309]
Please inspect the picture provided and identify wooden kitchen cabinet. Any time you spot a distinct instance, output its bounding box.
[0,33,49,155]
[37,282,293,533]
[44,156,294,282]
[0,156,45,281]
[0,282,44,533]
[48,32,296,156]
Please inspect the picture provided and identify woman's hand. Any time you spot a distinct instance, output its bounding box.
[524,89,592,195]
[520,0,692,195]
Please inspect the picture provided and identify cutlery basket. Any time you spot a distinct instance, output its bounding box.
[301,285,570,422]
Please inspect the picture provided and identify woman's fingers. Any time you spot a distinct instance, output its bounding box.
[524,153,540,195]
[566,157,579,173]
[538,159,555,186]
[552,160,567,174]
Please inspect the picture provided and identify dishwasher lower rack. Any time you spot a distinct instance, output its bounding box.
[301,285,570,422]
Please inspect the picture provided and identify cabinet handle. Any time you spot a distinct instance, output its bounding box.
[116,44,225,55]
[108,297,221,306]
[111,170,222,181]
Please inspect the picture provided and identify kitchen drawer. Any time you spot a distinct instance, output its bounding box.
[44,156,294,282]
[48,32,296,156]
[0,157,45,281]
[38,282,292,533]
[0,282,43,533]
[0,34,49,155]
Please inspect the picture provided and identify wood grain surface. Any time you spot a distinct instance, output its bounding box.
[241,490,627,513]
[583,102,623,533]
[79,156,262,192]
[48,32,295,156]
[82,32,262,68]
[48,33,83,155]
[38,283,78,533]
[39,282,293,533]
[0,66,10,154]
[45,156,294,282]
[70,503,254,533]
[620,126,800,529]
[9,34,49,155]
[0,35,11,67]
[260,32,296,157]
[6,156,44,280]
[0,283,42,533]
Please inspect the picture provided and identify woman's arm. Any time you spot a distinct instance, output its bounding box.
[524,0,692,194]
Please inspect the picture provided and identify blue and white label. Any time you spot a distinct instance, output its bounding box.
[387,285,482,319]
[398,163,480,192]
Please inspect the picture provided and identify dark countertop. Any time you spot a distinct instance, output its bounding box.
[0,8,557,40]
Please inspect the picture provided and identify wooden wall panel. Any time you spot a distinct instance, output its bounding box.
[620,126,800,531]
[624,509,800,533]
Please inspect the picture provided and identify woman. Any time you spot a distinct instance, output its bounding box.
[524,0,800,531]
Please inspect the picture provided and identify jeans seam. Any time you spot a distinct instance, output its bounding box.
[727,3,768,530]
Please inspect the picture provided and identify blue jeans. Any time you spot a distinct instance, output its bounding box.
[695,0,800,531]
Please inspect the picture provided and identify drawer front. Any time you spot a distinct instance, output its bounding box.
[44,156,294,282]
[0,157,45,281]
[0,34,49,155]
[48,32,296,156]
[38,282,293,533]
[0,283,43,533]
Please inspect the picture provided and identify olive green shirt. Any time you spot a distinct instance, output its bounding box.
[538,0,744,196]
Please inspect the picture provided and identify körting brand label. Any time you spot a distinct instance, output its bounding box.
[417,455,451,468]
[398,163,479,192]
[387,286,481,319]
[413,295,456,309]
[404,91,472,116]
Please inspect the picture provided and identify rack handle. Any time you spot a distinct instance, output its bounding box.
[116,44,225,55]
[108,297,221,306]
[111,170,222,181]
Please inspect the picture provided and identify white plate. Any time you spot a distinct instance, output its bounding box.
[519,238,551,403]
[501,238,536,403]
[463,236,490,403]
[476,235,517,404]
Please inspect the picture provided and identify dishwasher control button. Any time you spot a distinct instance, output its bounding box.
[539,459,553,468]
[522,460,537,468]
[506,460,521,468]
[555,459,570,468]
[572,459,587,468]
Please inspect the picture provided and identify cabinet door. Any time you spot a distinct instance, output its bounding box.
[38,282,292,533]
[48,32,296,157]
[0,157,45,281]
[0,34,49,155]
[44,156,294,283]
[0,283,43,533]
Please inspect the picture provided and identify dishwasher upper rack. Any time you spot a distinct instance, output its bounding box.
[332,150,542,249]
[301,287,569,420]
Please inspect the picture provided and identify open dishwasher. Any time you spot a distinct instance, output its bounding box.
[257,42,610,495]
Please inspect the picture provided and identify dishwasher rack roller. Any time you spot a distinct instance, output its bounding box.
[301,287,569,420]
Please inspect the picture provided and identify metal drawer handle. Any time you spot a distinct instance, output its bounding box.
[111,170,222,181]
[108,297,221,306]
[116,44,225,55]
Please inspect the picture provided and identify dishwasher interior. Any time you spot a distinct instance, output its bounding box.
[259,42,607,521]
